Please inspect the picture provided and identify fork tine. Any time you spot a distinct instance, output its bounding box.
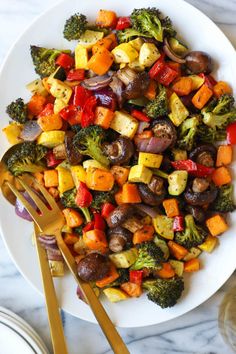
[6,182,42,231]
[17,177,49,214]
[33,180,59,210]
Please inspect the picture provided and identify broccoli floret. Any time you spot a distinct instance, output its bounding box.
[5,142,47,176]
[197,124,226,143]
[145,85,168,118]
[161,16,176,38]
[202,94,236,129]
[105,269,129,288]
[175,214,207,249]
[211,184,236,213]
[74,225,84,236]
[60,188,91,222]
[30,45,70,78]
[63,13,87,41]
[143,277,184,308]
[73,125,110,167]
[90,191,115,211]
[130,8,163,42]
[6,98,28,124]
[117,28,151,43]
[177,116,200,151]
[131,241,165,270]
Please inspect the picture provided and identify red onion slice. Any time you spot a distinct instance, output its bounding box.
[20,121,42,141]
[137,121,150,134]
[135,204,159,218]
[163,38,186,64]
[81,75,112,90]
[15,191,38,221]
[135,136,171,153]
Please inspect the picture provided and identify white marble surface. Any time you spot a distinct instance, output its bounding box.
[0,1,236,353]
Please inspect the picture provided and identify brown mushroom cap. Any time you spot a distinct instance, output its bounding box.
[104,136,134,165]
[184,184,218,206]
[189,144,216,167]
[108,227,132,252]
[185,51,213,74]
[106,204,135,228]
[77,253,110,282]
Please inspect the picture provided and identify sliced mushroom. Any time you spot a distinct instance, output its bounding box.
[106,204,134,228]
[192,178,210,193]
[77,253,110,282]
[138,181,166,206]
[103,136,134,165]
[148,176,165,195]
[184,184,218,206]
[124,72,150,100]
[151,119,177,150]
[65,132,83,165]
[184,51,213,74]
[189,144,216,167]
[108,227,132,253]
[185,205,206,223]
[53,144,67,160]
[122,217,144,233]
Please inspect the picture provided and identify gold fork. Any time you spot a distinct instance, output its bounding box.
[7,177,130,354]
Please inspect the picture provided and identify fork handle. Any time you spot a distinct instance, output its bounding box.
[55,230,130,354]
[34,226,68,354]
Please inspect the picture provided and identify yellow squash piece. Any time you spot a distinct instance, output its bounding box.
[128,38,144,51]
[109,248,138,268]
[37,131,65,148]
[139,43,160,67]
[77,30,104,50]
[56,166,75,195]
[75,44,89,69]
[49,79,72,104]
[26,79,48,96]
[138,152,163,169]
[168,92,189,126]
[169,260,184,277]
[199,235,218,253]
[110,111,139,139]
[128,165,153,184]
[83,159,108,171]
[153,215,174,240]
[112,43,138,63]
[53,98,68,114]
[103,288,129,303]
[128,60,145,72]
[188,75,204,91]
[183,247,202,261]
[70,165,87,186]
[2,123,23,145]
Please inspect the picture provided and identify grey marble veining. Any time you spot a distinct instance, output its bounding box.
[0,0,236,353]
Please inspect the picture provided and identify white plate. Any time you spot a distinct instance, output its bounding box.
[0,0,236,328]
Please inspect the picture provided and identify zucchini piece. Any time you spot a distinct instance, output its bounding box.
[128,38,144,51]
[110,111,139,139]
[169,260,184,276]
[139,43,160,67]
[169,37,188,56]
[198,235,218,253]
[26,79,48,96]
[127,97,150,107]
[75,44,89,69]
[183,247,202,261]
[154,236,170,260]
[188,75,205,90]
[171,148,187,161]
[56,166,75,195]
[71,165,87,186]
[109,248,138,268]
[103,288,129,302]
[128,165,153,184]
[77,30,104,49]
[37,131,65,148]
[49,79,72,103]
[112,43,139,64]
[83,159,108,171]
[152,215,174,240]
[168,92,189,127]
[168,170,188,196]
[138,152,163,169]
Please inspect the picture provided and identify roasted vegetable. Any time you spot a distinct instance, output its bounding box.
[60,188,91,222]
[177,116,200,151]
[117,28,151,43]
[142,277,184,308]
[73,125,110,167]
[175,214,207,249]
[4,142,47,176]
[211,184,236,213]
[197,124,226,143]
[6,98,28,124]
[90,191,115,211]
[131,241,165,270]
[63,13,88,41]
[30,45,70,78]
[145,85,168,118]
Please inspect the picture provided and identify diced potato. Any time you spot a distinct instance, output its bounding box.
[75,44,89,69]
[109,248,138,268]
[83,159,108,171]
[26,79,48,96]
[139,43,160,67]
[56,166,75,195]
[112,43,139,63]
[103,288,129,302]
[49,79,72,103]
[183,247,202,261]
[138,152,163,169]
[153,215,174,240]
[199,235,219,253]
[71,165,87,186]
[169,260,184,276]
[2,123,23,144]
[168,92,189,126]
[49,260,64,277]
[128,38,144,51]
[37,131,65,148]
[128,59,145,72]
[128,165,153,184]
[77,30,104,49]
[54,98,68,114]
[110,111,139,139]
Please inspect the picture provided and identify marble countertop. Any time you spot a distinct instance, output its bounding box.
[0,1,236,353]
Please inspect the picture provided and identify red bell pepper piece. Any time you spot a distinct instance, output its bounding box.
[198,73,217,89]
[157,65,179,86]
[116,17,131,30]
[67,69,85,81]
[83,221,95,233]
[46,151,62,167]
[173,216,184,232]
[129,270,143,285]
[81,96,97,128]
[73,85,92,107]
[37,103,54,118]
[171,159,214,177]
[131,109,150,122]
[101,203,116,218]
[93,213,106,231]
[75,182,93,208]
[59,105,81,125]
[149,54,165,80]
[227,122,236,144]
[55,53,74,69]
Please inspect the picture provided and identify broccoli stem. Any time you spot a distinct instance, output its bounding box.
[80,207,91,223]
